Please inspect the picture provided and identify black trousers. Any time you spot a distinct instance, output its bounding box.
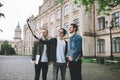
[69,59,82,80]
[34,62,48,80]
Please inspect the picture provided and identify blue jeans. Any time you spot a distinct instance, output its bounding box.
[53,63,66,80]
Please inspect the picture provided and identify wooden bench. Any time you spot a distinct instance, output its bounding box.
[106,60,120,70]
[106,60,119,65]
[90,58,97,63]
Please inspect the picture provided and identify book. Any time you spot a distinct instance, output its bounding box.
[66,49,75,57]
[35,55,40,64]
[74,54,80,61]
[66,49,80,61]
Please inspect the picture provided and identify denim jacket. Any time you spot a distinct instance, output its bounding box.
[69,33,83,61]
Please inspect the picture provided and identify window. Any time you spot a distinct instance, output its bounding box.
[56,26,60,34]
[112,37,120,53]
[73,18,79,24]
[97,39,105,53]
[36,23,39,31]
[97,17,105,30]
[73,1,80,11]
[50,14,54,22]
[96,3,99,10]
[112,12,120,27]
[56,10,61,20]
[40,21,43,27]
[64,22,69,31]
[56,26,60,31]
[50,29,54,37]
[64,5,69,16]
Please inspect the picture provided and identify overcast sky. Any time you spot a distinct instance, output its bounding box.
[0,0,43,41]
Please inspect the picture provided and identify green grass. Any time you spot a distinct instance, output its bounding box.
[112,68,120,73]
[82,58,108,63]
[82,58,99,63]
[82,58,120,73]
[0,54,31,56]
[82,58,91,62]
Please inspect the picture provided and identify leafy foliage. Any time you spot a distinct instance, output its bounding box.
[0,2,5,18]
[59,0,120,14]
[0,41,16,55]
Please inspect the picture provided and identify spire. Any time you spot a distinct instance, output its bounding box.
[16,22,20,29]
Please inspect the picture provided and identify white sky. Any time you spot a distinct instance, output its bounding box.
[0,0,43,41]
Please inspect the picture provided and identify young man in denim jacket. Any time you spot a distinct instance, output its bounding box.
[68,23,83,80]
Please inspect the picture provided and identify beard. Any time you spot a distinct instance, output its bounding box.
[69,30,74,34]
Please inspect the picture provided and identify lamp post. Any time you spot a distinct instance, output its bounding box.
[105,17,115,60]
[109,23,114,60]
[0,29,3,32]
[60,2,63,28]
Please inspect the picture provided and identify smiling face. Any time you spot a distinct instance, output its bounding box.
[58,29,65,38]
[42,29,48,38]
[69,25,76,33]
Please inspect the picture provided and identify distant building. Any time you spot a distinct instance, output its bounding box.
[13,23,23,55]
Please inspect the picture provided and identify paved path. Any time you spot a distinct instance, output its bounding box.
[0,56,120,80]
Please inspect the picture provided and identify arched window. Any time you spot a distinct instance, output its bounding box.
[112,12,120,27]
[50,14,54,23]
[56,10,61,20]
[112,11,120,27]
[64,22,69,32]
[97,17,105,30]
[64,5,69,16]
[112,37,120,53]
[97,39,105,53]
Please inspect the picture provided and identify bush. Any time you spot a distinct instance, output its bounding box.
[0,41,16,55]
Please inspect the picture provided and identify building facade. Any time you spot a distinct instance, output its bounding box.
[20,0,120,57]
[95,5,120,57]
[24,0,95,56]
[23,23,34,55]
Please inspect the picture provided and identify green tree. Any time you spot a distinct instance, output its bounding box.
[59,0,120,14]
[0,2,5,17]
[0,41,16,55]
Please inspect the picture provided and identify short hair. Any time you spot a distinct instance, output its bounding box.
[59,28,67,36]
[42,28,48,33]
[70,23,78,32]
